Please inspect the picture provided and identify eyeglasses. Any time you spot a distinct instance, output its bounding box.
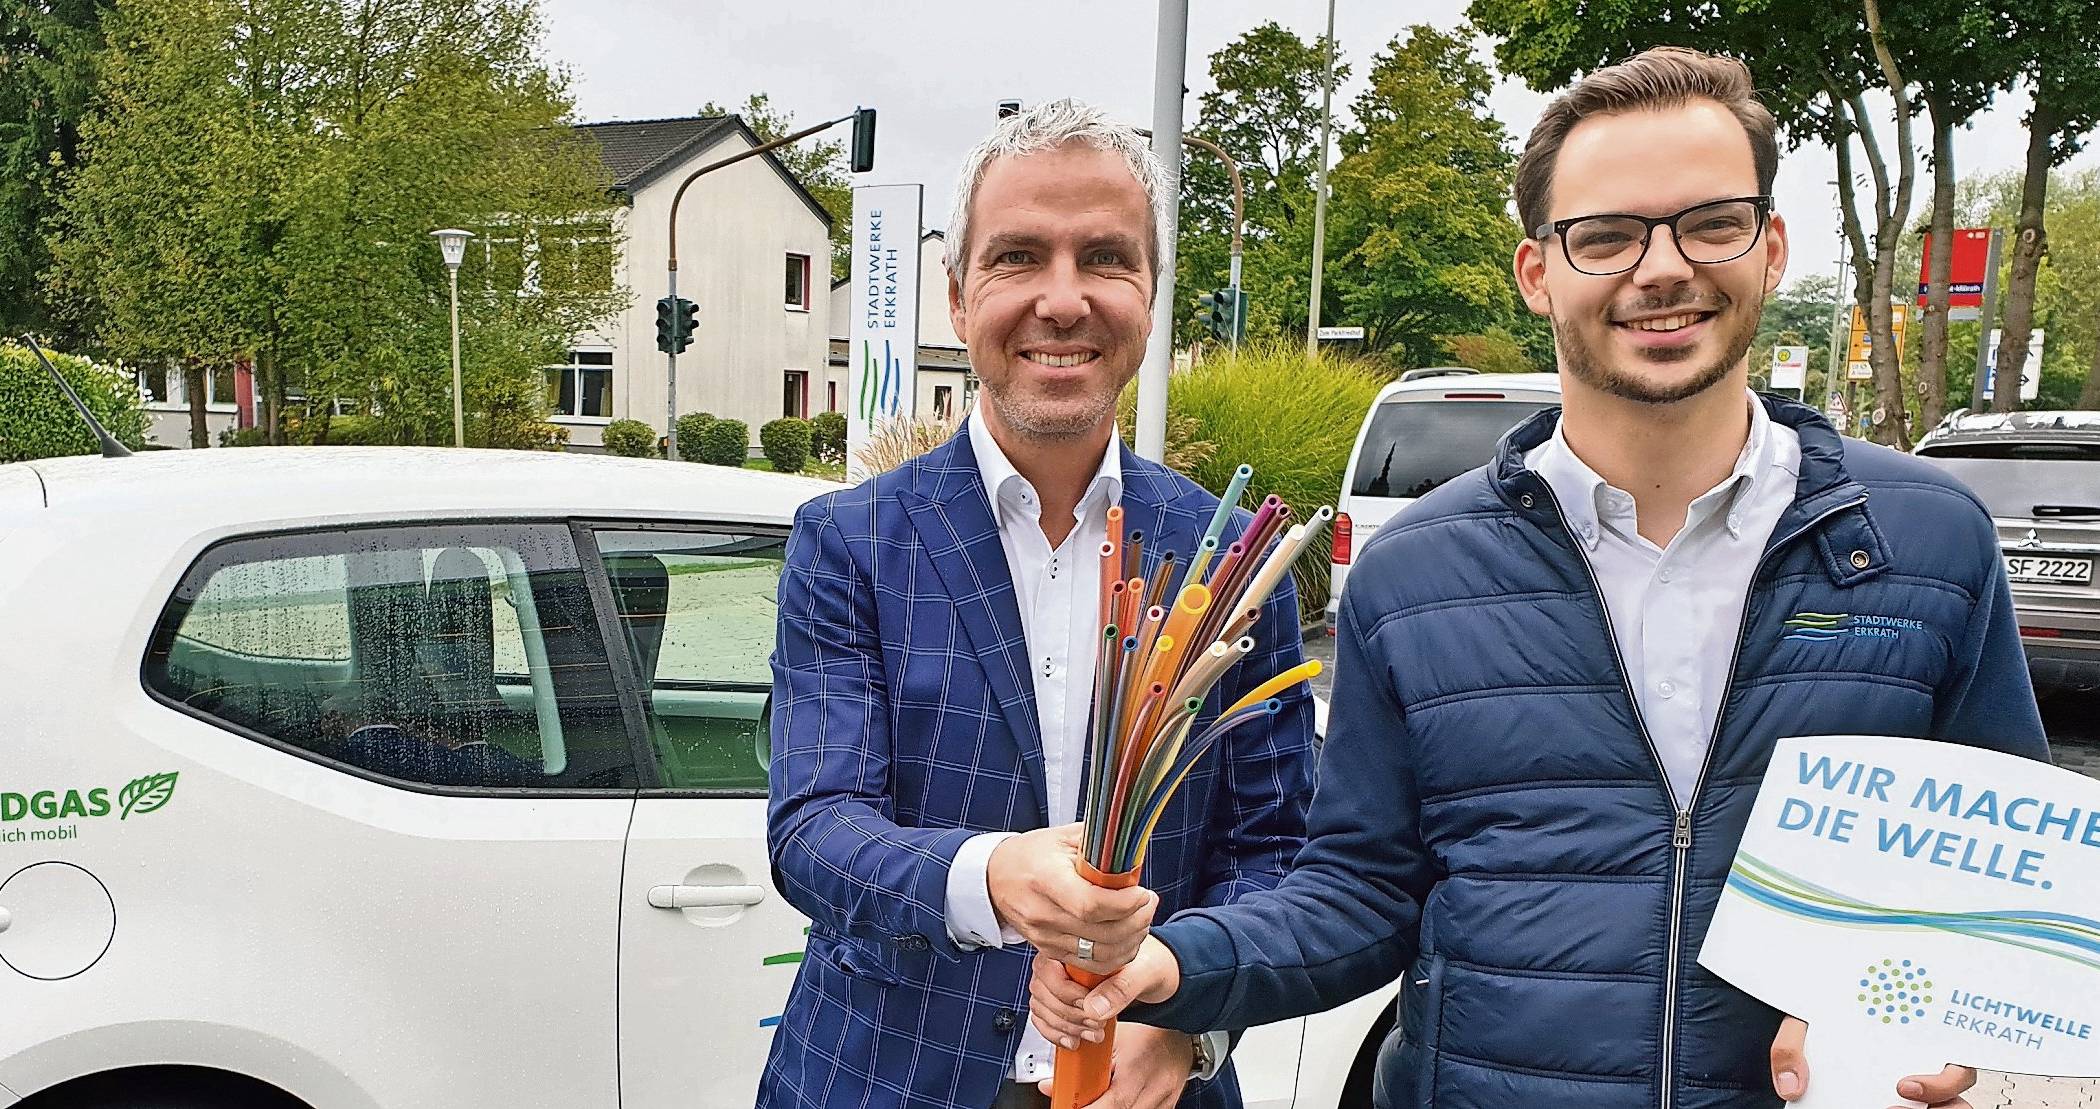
[1533,195,1773,276]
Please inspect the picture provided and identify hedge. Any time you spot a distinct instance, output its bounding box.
[760,417,813,473]
[699,418,749,466]
[674,412,716,462]
[601,418,659,458]
[0,343,151,462]
[810,410,847,463]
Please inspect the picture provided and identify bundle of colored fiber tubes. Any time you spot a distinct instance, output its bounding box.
[1050,465,1331,1109]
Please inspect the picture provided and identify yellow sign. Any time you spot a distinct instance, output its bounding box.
[1846,304,1910,364]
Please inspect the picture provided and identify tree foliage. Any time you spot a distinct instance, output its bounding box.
[0,0,107,335]
[1176,23,1530,369]
[1325,26,1523,368]
[45,0,625,447]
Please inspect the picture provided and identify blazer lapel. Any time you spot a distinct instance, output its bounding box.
[898,426,1048,823]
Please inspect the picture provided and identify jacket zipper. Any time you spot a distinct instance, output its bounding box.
[1531,483,1865,1109]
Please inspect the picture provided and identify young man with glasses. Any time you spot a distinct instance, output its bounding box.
[1027,47,2047,1109]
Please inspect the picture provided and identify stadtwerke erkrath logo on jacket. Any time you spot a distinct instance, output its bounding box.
[1783,611,1925,643]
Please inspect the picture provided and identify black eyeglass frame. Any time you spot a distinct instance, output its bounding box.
[1532,195,1775,276]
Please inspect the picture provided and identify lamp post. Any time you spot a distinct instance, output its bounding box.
[432,229,474,448]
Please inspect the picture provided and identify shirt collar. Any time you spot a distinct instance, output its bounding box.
[968,414,1124,530]
[1524,389,1784,550]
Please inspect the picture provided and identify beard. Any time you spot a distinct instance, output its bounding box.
[1556,288,1762,405]
[977,350,1137,442]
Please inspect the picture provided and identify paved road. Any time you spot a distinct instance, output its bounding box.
[1298,630,2100,1107]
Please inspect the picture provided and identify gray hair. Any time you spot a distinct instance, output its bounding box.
[944,98,1169,278]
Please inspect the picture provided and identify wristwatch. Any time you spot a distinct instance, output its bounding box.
[1190,1032,1221,1080]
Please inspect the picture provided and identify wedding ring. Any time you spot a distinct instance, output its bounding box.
[1074,936,1096,963]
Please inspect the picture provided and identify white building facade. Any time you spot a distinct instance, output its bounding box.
[562,116,838,452]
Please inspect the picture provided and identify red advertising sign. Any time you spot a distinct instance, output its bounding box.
[1917,227,1992,308]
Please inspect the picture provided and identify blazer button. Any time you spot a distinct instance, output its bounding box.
[994,1008,1019,1032]
[898,934,930,951]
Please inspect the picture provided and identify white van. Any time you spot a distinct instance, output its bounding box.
[1327,370,1562,631]
[0,447,1398,1109]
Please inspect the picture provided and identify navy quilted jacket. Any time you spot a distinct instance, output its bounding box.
[1134,396,2049,1108]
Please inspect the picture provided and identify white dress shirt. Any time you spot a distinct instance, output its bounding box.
[944,416,1226,1083]
[1523,391,1802,807]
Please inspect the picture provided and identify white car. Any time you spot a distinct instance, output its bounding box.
[0,447,1395,1109]
[1327,370,1562,632]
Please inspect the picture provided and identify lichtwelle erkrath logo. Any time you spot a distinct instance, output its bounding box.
[1856,956,2094,1051]
[1860,957,1932,1026]
[0,772,180,844]
[1784,611,1924,643]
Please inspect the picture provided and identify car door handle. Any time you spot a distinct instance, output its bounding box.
[648,883,768,910]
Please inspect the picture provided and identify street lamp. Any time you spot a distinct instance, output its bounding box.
[432,228,474,448]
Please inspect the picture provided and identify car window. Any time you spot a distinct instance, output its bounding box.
[1351,398,1552,499]
[1917,440,2100,462]
[144,523,637,791]
[593,528,786,792]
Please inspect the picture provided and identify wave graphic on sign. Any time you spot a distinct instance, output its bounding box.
[1728,853,2100,971]
[856,339,904,422]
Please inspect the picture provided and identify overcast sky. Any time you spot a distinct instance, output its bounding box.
[541,0,2096,300]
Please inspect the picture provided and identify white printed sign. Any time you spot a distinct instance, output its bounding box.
[1980,329,2045,402]
[1770,345,1808,391]
[1702,736,2100,1109]
[845,184,923,477]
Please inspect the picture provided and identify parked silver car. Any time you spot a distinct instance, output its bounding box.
[1914,410,2100,695]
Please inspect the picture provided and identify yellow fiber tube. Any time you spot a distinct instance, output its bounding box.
[1226,659,1323,717]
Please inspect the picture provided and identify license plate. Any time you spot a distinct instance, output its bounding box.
[2004,554,2093,585]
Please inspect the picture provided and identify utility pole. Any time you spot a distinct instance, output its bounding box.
[1135,0,1187,462]
[1305,0,1337,358]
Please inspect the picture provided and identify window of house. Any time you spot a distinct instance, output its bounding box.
[826,381,839,413]
[782,371,807,419]
[594,528,788,792]
[143,523,637,791]
[785,253,810,310]
[136,363,236,410]
[934,385,954,421]
[545,350,613,419]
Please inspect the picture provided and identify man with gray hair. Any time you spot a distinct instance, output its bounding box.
[759,99,1316,1109]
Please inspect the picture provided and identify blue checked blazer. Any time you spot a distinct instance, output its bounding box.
[760,423,1316,1109]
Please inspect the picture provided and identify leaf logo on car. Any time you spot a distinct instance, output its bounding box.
[118,772,179,820]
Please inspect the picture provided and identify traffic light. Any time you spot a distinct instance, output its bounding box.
[673,297,697,353]
[1196,288,1243,344]
[850,108,877,173]
[656,296,698,354]
[1197,290,1226,342]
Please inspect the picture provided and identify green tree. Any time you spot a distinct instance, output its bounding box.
[0,0,107,336]
[1175,22,1346,348]
[1323,26,1521,368]
[702,93,851,279]
[47,0,624,447]
[1983,0,2100,413]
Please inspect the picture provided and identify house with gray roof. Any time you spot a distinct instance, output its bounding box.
[546,114,837,451]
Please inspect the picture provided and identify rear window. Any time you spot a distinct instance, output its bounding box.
[1351,399,1553,499]
[1917,440,2100,462]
